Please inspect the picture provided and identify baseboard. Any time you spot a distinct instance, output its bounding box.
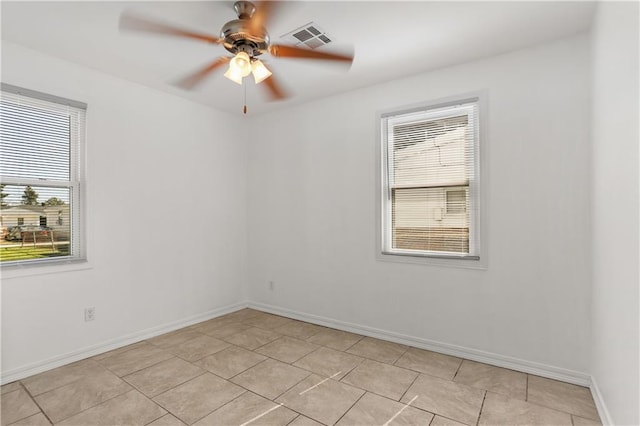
[2,299,596,393]
[1,301,249,384]
[249,301,592,387]
[590,375,613,425]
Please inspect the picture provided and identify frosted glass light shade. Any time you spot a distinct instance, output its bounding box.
[224,67,243,85]
[230,52,252,77]
[251,60,272,84]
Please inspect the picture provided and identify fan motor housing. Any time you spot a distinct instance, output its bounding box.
[220,19,269,57]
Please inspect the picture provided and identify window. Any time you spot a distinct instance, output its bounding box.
[381,98,480,260]
[446,189,467,214]
[0,84,86,265]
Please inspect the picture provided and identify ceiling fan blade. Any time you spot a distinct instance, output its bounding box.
[261,72,288,101]
[249,1,279,36]
[119,12,222,44]
[269,44,354,64]
[174,57,231,90]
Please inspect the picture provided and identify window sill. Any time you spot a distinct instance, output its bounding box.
[377,251,487,270]
[1,258,92,280]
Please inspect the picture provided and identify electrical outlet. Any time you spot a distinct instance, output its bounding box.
[84,307,95,322]
[269,281,275,291]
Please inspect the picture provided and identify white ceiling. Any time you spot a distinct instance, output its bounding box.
[1,1,596,116]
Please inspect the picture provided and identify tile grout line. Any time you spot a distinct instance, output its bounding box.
[436,414,469,424]
[143,413,170,426]
[513,395,595,420]
[271,371,314,402]
[451,359,464,381]
[146,328,207,348]
[333,390,368,425]
[124,369,210,399]
[17,362,139,425]
[428,413,437,426]
[397,372,420,402]
[98,351,177,379]
[19,358,98,399]
[183,389,249,426]
[300,326,326,341]
[139,388,172,423]
[341,335,365,352]
[382,395,419,426]
[271,367,367,425]
[396,345,411,364]
[298,371,342,395]
[271,396,313,425]
[92,341,150,362]
[220,356,270,382]
[475,390,488,426]
[15,381,54,426]
[50,387,146,424]
[285,415,302,425]
[392,347,409,368]
[141,408,167,426]
[337,358,366,384]
[149,389,185,423]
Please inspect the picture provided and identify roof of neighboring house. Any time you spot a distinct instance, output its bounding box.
[43,204,69,211]
[0,205,46,214]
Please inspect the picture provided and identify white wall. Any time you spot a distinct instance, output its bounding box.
[1,42,248,378]
[590,2,639,425]
[248,35,592,374]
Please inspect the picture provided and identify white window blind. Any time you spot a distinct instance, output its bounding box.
[0,84,86,265]
[381,99,480,259]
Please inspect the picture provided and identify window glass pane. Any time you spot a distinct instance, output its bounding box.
[392,187,469,254]
[0,185,71,262]
[0,99,71,181]
[392,115,468,189]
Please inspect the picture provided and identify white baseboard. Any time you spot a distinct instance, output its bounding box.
[3,298,603,414]
[1,301,249,384]
[590,375,613,425]
[249,301,592,387]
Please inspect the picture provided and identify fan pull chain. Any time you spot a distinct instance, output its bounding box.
[243,83,247,115]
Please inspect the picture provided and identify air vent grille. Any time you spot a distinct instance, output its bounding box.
[282,22,332,50]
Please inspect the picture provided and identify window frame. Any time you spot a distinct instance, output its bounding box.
[376,92,488,269]
[0,83,87,269]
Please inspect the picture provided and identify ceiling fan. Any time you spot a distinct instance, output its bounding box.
[120,1,355,108]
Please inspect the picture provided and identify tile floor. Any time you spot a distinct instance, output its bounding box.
[1,309,602,426]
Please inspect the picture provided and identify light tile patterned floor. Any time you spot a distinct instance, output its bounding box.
[1,309,601,426]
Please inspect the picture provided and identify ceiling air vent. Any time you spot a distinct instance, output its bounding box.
[282,22,332,50]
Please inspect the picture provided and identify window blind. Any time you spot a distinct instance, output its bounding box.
[382,100,479,258]
[0,84,86,264]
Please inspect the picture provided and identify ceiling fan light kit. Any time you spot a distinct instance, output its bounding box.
[119,0,355,110]
[224,50,253,85]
